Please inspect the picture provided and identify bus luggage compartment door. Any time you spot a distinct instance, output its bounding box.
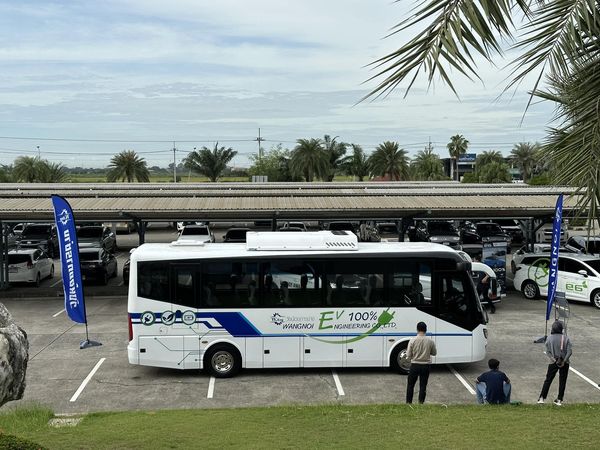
[345,336,384,367]
[302,337,344,367]
[138,336,183,369]
[263,337,301,368]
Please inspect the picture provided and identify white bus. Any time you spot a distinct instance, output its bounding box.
[127,231,487,377]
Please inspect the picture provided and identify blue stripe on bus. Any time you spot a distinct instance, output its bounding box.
[130,312,472,338]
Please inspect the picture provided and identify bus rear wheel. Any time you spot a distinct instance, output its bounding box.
[205,344,241,378]
[390,343,410,375]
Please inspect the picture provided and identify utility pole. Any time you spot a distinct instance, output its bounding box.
[256,128,265,161]
[37,145,40,158]
[172,141,177,183]
[425,137,433,152]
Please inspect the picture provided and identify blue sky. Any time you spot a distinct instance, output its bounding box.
[0,0,554,168]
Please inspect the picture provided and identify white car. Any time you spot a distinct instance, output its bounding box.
[8,249,54,286]
[177,225,215,243]
[513,253,600,308]
[510,244,552,273]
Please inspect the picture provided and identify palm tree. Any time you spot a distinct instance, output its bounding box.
[0,165,12,183]
[446,135,469,181]
[341,144,370,181]
[510,142,540,183]
[322,135,347,182]
[183,143,237,182]
[477,161,512,184]
[290,138,328,182]
[106,150,150,182]
[13,156,41,182]
[412,148,446,181]
[368,141,409,181]
[37,161,68,183]
[476,150,504,168]
[363,0,600,227]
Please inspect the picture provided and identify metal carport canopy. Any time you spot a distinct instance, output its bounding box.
[0,182,580,221]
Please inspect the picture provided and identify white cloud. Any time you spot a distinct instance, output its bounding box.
[0,0,556,167]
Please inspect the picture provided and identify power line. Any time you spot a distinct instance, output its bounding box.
[0,136,257,143]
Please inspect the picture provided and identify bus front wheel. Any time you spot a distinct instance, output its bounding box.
[205,344,241,378]
[390,343,410,375]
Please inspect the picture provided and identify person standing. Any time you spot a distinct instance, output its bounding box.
[406,321,437,404]
[538,320,572,406]
[475,358,511,404]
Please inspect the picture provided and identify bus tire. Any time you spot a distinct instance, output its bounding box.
[205,344,241,378]
[390,342,410,375]
[521,280,539,300]
[591,289,600,309]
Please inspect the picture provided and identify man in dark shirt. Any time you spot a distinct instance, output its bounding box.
[476,358,511,404]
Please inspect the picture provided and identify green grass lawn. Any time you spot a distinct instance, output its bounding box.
[3,403,600,449]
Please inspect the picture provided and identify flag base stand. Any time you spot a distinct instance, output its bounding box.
[533,335,547,344]
[80,339,102,349]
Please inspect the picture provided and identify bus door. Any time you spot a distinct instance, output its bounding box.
[171,264,200,369]
[434,271,476,363]
[137,261,184,369]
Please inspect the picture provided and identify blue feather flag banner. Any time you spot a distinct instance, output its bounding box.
[51,195,87,324]
[546,194,563,321]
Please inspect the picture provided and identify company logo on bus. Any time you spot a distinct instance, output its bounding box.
[271,313,316,330]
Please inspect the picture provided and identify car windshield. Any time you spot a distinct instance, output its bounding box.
[182,227,209,236]
[8,254,30,264]
[428,222,455,233]
[22,225,51,236]
[78,228,102,238]
[477,224,502,234]
[79,252,101,261]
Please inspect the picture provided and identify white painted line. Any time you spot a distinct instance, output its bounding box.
[332,370,345,396]
[70,358,106,402]
[207,376,215,399]
[570,366,600,391]
[52,308,65,318]
[447,364,476,395]
[118,281,124,287]
[50,279,63,288]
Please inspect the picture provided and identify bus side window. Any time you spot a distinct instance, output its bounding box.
[174,267,196,308]
[138,262,169,301]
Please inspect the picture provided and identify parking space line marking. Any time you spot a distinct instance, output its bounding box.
[50,279,63,288]
[52,309,65,318]
[447,364,475,395]
[207,376,215,399]
[70,358,106,402]
[570,366,600,391]
[332,370,345,396]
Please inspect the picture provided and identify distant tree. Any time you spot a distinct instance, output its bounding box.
[0,165,13,182]
[477,161,512,183]
[322,135,347,181]
[411,148,446,181]
[476,150,504,168]
[341,144,370,181]
[183,143,237,182]
[13,156,41,182]
[446,135,469,181]
[248,144,300,182]
[106,150,150,182]
[368,141,409,181]
[290,138,328,182]
[510,142,540,183]
[37,161,68,183]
